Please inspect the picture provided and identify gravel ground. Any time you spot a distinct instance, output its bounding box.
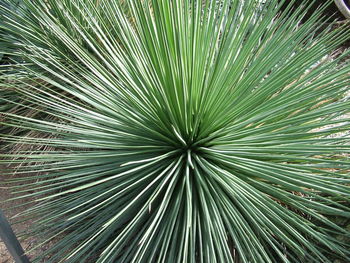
[0,165,54,263]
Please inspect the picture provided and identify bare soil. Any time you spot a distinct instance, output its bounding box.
[0,165,54,263]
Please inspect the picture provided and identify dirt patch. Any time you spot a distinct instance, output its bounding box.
[0,165,53,263]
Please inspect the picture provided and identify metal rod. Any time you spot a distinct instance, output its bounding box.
[335,0,350,19]
[0,210,30,263]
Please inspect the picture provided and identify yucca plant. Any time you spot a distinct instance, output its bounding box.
[1,0,350,262]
